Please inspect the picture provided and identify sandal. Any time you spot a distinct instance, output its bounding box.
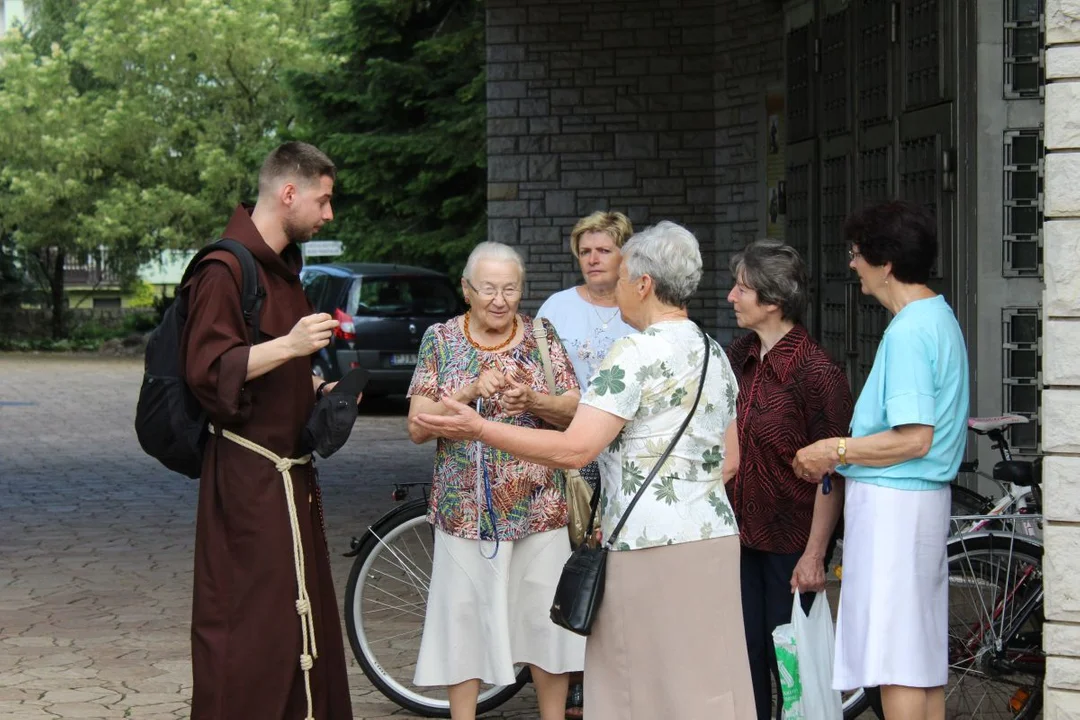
[565,681,584,719]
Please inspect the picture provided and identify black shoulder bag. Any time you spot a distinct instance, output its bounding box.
[550,327,712,636]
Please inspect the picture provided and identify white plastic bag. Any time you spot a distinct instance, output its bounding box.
[771,589,843,720]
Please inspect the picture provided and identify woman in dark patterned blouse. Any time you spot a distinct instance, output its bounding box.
[725,239,853,720]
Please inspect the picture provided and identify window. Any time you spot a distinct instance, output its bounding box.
[347,276,460,316]
[1004,0,1044,99]
[1002,307,1041,453]
[1003,129,1043,277]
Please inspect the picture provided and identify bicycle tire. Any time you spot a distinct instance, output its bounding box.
[945,532,1044,718]
[343,499,529,717]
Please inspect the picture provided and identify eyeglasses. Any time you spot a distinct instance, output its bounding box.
[466,279,521,300]
[848,249,863,261]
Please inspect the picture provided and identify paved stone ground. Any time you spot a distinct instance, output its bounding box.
[0,354,538,719]
[0,354,871,720]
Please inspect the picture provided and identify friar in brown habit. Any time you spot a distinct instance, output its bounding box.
[181,141,354,720]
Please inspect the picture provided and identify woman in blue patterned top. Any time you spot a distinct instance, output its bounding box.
[794,201,970,720]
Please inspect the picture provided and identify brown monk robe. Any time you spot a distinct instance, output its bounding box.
[181,206,353,720]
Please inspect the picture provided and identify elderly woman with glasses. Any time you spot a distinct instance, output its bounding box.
[413,222,755,720]
[406,241,586,720]
[725,239,853,719]
[794,201,970,719]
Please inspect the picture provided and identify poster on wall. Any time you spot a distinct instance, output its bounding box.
[765,90,786,240]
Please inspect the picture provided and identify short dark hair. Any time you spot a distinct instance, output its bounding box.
[844,200,938,284]
[258,141,336,196]
[729,239,807,322]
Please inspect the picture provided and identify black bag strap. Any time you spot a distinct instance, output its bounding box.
[604,327,712,548]
[180,237,265,344]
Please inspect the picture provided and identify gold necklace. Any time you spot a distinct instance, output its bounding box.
[584,286,621,330]
[463,311,518,352]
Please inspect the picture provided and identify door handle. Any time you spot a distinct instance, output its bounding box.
[942,148,956,193]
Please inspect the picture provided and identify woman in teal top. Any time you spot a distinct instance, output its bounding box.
[793,201,969,720]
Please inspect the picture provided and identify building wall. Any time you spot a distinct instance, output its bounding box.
[1041,1,1080,712]
[486,0,785,342]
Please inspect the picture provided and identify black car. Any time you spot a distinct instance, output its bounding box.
[299,263,463,396]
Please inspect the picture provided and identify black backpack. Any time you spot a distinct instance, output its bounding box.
[134,238,265,478]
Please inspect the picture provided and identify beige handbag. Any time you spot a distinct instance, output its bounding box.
[533,320,595,548]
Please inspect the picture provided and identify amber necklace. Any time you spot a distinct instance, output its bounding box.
[463,311,519,352]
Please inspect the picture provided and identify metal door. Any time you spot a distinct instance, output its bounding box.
[785,0,959,395]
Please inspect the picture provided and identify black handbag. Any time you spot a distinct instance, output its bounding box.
[549,328,712,636]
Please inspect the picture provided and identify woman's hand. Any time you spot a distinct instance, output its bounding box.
[791,437,840,483]
[472,368,508,401]
[790,552,826,593]
[500,378,535,417]
[414,396,486,441]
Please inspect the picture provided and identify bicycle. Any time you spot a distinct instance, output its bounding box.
[341,483,527,717]
[840,414,1044,719]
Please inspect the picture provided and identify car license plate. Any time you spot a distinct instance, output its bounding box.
[390,353,417,366]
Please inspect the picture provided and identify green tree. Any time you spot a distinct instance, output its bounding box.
[290,0,486,277]
[0,0,336,337]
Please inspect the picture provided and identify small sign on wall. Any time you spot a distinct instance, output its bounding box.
[765,90,786,241]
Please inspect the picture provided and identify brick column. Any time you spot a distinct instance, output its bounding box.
[1040,1,1080,711]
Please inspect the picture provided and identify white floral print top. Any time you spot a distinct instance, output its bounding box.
[580,320,740,551]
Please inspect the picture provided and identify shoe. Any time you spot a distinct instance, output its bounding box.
[565,681,584,719]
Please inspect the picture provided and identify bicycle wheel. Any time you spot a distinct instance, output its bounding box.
[343,499,528,717]
[945,532,1044,719]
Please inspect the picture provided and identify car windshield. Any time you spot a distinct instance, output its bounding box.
[346,275,459,316]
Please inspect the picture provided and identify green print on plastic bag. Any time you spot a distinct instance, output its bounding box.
[773,627,804,719]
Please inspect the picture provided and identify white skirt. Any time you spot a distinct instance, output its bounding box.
[833,480,950,691]
[413,527,586,687]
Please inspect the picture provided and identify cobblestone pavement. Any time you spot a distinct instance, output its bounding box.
[0,354,537,719]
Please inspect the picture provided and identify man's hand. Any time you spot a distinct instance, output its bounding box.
[501,378,534,416]
[790,552,826,593]
[287,313,339,358]
[471,368,508,401]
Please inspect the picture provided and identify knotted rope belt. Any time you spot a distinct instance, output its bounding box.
[211,425,319,720]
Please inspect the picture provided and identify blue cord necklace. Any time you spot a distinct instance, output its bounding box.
[475,398,500,559]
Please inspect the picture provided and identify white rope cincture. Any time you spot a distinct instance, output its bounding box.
[211,425,318,720]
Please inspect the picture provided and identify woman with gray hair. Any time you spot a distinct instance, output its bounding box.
[725,239,853,719]
[413,222,755,719]
[407,241,586,720]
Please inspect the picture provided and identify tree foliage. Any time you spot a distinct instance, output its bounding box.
[290,0,486,277]
[0,0,336,336]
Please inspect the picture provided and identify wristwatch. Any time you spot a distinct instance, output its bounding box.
[837,437,847,465]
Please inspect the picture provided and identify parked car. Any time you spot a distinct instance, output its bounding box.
[299,263,463,397]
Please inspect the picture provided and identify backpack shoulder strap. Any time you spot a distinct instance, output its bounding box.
[180,238,265,344]
[215,238,264,344]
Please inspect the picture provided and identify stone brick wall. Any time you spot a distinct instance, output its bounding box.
[486,0,784,342]
[1041,0,1080,712]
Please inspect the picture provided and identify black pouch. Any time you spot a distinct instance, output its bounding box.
[301,392,357,459]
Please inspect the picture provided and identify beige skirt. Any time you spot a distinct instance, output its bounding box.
[584,534,755,720]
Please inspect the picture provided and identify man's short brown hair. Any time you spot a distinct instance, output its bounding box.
[258,141,336,196]
[569,211,634,257]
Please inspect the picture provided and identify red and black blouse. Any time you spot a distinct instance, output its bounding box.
[726,325,854,554]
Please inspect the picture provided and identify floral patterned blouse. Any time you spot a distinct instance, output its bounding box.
[580,320,741,551]
[407,314,580,541]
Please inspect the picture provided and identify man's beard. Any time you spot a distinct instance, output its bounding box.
[284,215,316,244]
